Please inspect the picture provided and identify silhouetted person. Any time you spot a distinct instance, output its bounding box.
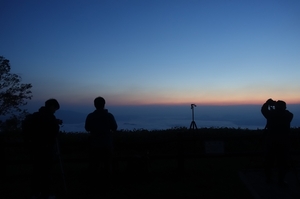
[23,99,61,199]
[85,96,117,192]
[261,98,293,185]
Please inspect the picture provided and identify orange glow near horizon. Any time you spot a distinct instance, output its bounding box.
[102,96,300,106]
[35,92,300,107]
[90,86,300,106]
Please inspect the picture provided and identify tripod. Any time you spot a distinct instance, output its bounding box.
[189,104,198,130]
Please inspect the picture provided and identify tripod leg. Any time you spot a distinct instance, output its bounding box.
[190,122,193,129]
[190,121,197,130]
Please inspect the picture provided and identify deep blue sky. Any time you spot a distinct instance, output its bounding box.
[1,0,300,110]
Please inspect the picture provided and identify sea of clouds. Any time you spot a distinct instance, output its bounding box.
[56,104,300,133]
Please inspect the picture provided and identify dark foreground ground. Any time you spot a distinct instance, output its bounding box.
[2,158,253,199]
[1,128,300,199]
[2,156,300,199]
[240,168,300,199]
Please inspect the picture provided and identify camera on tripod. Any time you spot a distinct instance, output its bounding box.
[189,104,197,130]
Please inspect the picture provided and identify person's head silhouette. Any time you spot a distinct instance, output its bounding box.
[275,100,286,111]
[94,97,105,110]
[45,98,60,113]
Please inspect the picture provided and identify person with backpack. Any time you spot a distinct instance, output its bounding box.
[261,98,293,186]
[85,96,118,193]
[23,99,62,199]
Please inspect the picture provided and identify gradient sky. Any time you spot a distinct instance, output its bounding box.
[1,0,300,108]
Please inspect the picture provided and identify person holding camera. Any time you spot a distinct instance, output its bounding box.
[23,98,62,199]
[261,98,293,185]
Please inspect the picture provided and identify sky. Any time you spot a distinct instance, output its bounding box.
[1,0,300,110]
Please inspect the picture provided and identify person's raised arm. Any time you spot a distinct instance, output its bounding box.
[261,98,275,119]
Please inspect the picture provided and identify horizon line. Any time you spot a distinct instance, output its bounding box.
[27,99,300,107]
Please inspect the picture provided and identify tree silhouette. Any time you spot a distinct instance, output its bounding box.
[0,56,32,131]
